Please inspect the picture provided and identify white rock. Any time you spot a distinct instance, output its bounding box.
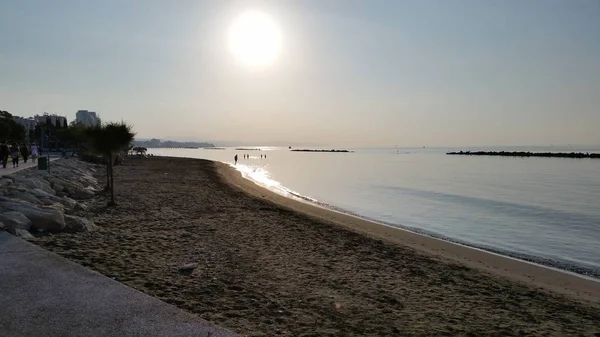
[1,202,65,232]
[68,187,96,200]
[64,215,98,233]
[12,177,54,196]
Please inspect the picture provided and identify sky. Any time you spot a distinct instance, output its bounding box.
[1,0,599,147]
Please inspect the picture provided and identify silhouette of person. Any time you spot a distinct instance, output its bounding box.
[0,141,8,168]
[10,143,19,168]
[20,144,29,163]
[234,154,238,165]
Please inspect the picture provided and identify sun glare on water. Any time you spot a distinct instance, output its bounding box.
[228,11,282,67]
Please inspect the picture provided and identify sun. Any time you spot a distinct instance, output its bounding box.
[228,11,282,67]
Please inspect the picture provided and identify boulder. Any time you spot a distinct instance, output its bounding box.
[74,202,88,211]
[64,215,98,233]
[28,188,58,205]
[45,176,96,200]
[42,204,66,213]
[52,184,66,194]
[0,222,4,230]
[1,202,65,232]
[0,196,33,206]
[58,197,78,210]
[0,211,32,231]
[29,187,55,198]
[12,177,54,196]
[0,178,12,187]
[6,191,43,206]
[68,186,95,200]
[27,189,77,210]
[12,228,34,239]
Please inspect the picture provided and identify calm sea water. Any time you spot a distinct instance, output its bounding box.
[148,146,600,277]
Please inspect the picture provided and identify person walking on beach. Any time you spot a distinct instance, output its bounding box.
[0,141,9,168]
[20,144,29,163]
[10,143,19,168]
[234,154,238,165]
[30,143,38,163]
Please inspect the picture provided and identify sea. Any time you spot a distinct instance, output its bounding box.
[147,146,600,278]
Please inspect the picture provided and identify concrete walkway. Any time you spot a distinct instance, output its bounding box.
[1,157,60,175]
[0,232,238,337]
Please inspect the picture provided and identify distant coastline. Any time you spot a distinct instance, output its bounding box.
[447,151,600,159]
[291,149,353,153]
[134,139,215,148]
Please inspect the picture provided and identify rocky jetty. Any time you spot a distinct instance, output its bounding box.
[291,149,353,153]
[0,159,101,239]
[446,151,600,159]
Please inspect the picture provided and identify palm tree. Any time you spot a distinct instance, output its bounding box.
[87,122,135,205]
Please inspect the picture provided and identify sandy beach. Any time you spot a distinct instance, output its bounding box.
[31,157,600,336]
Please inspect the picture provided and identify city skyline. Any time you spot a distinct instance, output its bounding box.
[1,0,599,147]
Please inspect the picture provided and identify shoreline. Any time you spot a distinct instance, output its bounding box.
[235,162,600,279]
[218,161,600,305]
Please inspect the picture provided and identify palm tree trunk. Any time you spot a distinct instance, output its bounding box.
[109,158,115,205]
[105,155,111,191]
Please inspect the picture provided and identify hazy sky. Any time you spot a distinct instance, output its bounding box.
[1,0,599,147]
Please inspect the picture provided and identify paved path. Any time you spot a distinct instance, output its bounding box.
[0,232,238,336]
[1,157,60,175]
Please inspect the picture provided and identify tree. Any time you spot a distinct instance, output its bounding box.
[56,123,89,157]
[0,110,26,143]
[87,122,135,205]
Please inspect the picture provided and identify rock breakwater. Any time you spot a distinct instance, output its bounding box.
[0,159,101,238]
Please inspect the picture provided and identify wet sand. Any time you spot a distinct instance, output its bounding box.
[32,157,600,336]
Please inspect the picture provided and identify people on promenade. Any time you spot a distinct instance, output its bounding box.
[234,154,238,165]
[31,143,38,163]
[20,144,29,163]
[0,141,9,168]
[10,143,19,168]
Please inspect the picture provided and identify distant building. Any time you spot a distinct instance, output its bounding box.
[34,113,67,128]
[75,110,101,126]
[12,116,37,131]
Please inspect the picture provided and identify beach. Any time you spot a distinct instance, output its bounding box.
[31,157,600,336]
